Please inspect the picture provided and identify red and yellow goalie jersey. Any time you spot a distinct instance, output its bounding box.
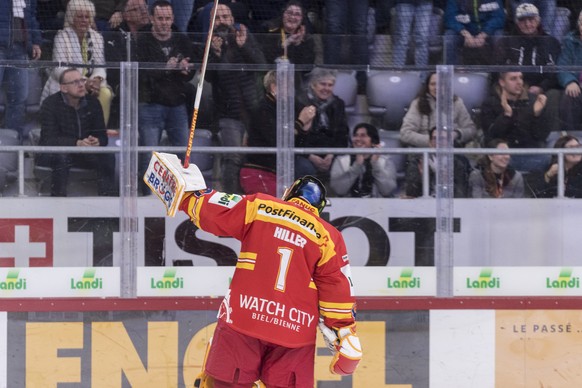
[180,190,356,348]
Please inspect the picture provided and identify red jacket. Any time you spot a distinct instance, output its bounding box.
[180,190,356,348]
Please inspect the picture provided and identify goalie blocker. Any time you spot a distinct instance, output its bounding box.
[319,321,362,375]
[143,152,207,216]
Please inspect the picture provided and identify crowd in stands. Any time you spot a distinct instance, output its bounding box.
[3,0,582,197]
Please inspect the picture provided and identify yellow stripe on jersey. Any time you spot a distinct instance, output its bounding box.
[245,198,337,264]
[236,252,257,270]
[320,310,354,320]
[309,280,317,289]
[236,262,255,270]
[319,301,354,310]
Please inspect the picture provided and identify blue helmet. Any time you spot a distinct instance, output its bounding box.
[282,175,327,214]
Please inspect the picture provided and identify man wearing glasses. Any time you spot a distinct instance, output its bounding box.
[36,68,117,197]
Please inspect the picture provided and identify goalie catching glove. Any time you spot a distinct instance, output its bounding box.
[318,320,362,375]
[143,152,207,216]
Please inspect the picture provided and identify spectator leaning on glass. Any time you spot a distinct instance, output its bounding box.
[330,123,397,197]
[558,10,582,133]
[295,68,350,186]
[526,135,582,198]
[36,68,117,197]
[400,72,477,148]
[0,0,42,142]
[40,0,114,126]
[469,138,525,198]
[481,71,550,173]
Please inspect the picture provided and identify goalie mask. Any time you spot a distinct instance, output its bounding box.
[282,175,327,214]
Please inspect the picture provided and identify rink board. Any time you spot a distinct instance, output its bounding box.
[1,300,582,387]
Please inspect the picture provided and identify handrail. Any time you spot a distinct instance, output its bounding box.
[1,145,577,198]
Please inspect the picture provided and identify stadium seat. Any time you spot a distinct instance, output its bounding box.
[333,71,358,115]
[553,7,571,43]
[453,72,490,123]
[0,129,20,192]
[366,71,422,131]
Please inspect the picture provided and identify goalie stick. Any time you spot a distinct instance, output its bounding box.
[183,0,220,168]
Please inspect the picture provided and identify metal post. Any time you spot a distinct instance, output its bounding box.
[119,61,139,298]
[276,60,295,197]
[435,65,455,297]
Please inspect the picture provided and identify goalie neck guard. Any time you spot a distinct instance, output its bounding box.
[282,175,327,214]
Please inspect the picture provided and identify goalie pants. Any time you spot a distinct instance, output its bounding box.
[205,320,315,388]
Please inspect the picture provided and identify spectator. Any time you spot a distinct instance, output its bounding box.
[400,72,477,148]
[93,0,124,32]
[443,0,505,64]
[239,71,279,196]
[323,0,369,92]
[259,1,315,66]
[526,135,582,197]
[169,175,361,386]
[481,71,550,172]
[469,138,525,198]
[403,127,471,198]
[103,0,150,128]
[136,0,195,194]
[37,68,117,197]
[40,0,114,127]
[206,3,266,193]
[0,0,42,141]
[330,122,398,197]
[510,0,558,39]
[558,10,582,133]
[146,0,193,32]
[295,68,350,186]
[391,0,433,70]
[495,3,561,93]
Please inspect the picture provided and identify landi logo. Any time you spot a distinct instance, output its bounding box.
[0,269,27,290]
[387,268,420,288]
[150,269,184,289]
[71,269,103,290]
[0,219,53,267]
[466,268,500,289]
[546,268,580,289]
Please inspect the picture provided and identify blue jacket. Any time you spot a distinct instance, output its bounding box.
[557,31,582,88]
[444,0,505,36]
[0,0,42,50]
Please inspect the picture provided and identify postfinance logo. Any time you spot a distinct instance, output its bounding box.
[0,269,26,290]
[150,269,184,289]
[70,269,103,290]
[546,268,580,289]
[387,268,420,288]
[466,268,500,289]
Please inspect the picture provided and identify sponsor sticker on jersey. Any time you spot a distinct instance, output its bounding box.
[209,192,242,208]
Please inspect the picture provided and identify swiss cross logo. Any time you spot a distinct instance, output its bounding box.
[0,219,53,267]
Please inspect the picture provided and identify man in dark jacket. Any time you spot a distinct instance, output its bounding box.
[0,0,42,141]
[206,3,266,193]
[136,0,196,194]
[481,71,550,172]
[37,68,117,196]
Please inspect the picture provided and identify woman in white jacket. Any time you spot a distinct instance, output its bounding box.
[400,72,477,147]
[330,123,397,197]
[40,0,113,125]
